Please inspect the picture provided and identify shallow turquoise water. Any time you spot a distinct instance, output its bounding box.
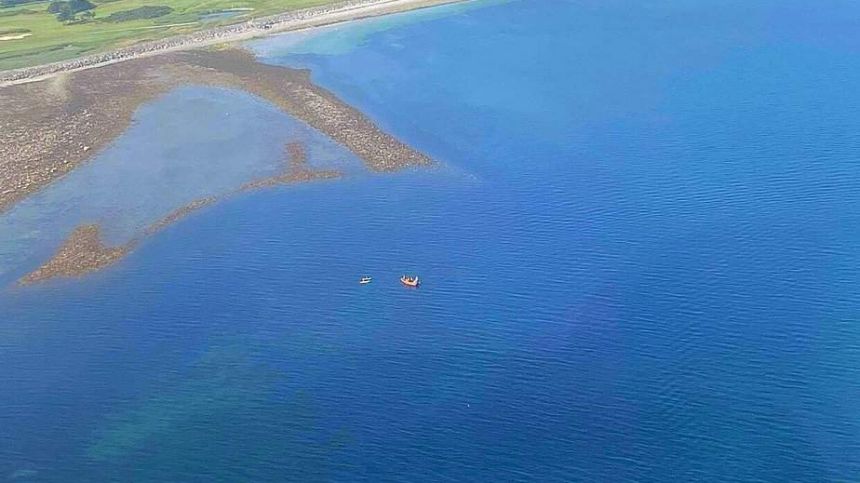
[2,0,859,480]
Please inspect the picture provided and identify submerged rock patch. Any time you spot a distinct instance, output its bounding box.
[18,141,343,284]
[19,225,128,284]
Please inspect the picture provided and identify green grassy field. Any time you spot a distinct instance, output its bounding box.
[0,0,337,70]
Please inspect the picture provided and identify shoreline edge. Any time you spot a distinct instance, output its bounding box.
[0,0,469,87]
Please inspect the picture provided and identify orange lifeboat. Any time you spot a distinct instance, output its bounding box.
[400,275,420,287]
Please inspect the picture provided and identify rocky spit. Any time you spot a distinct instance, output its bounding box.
[0,47,431,215]
[18,141,344,284]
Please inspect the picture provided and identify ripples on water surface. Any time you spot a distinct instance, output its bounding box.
[2,0,859,481]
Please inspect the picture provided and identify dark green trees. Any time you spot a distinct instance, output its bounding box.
[47,0,95,22]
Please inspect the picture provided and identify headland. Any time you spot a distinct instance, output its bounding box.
[0,0,464,284]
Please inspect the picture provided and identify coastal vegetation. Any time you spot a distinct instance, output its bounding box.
[0,0,339,70]
[0,0,40,6]
[0,8,36,15]
[0,27,31,34]
[47,0,95,22]
[104,5,173,22]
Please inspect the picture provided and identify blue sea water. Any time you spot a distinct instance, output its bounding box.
[2,0,859,481]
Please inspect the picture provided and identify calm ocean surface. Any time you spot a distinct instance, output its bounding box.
[1,0,859,480]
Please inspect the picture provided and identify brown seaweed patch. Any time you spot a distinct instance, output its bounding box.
[18,142,343,284]
[241,141,341,190]
[19,197,218,285]
[144,196,217,236]
[19,225,130,285]
[241,169,341,190]
[286,141,307,168]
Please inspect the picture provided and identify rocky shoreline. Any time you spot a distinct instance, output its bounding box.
[0,47,432,214]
